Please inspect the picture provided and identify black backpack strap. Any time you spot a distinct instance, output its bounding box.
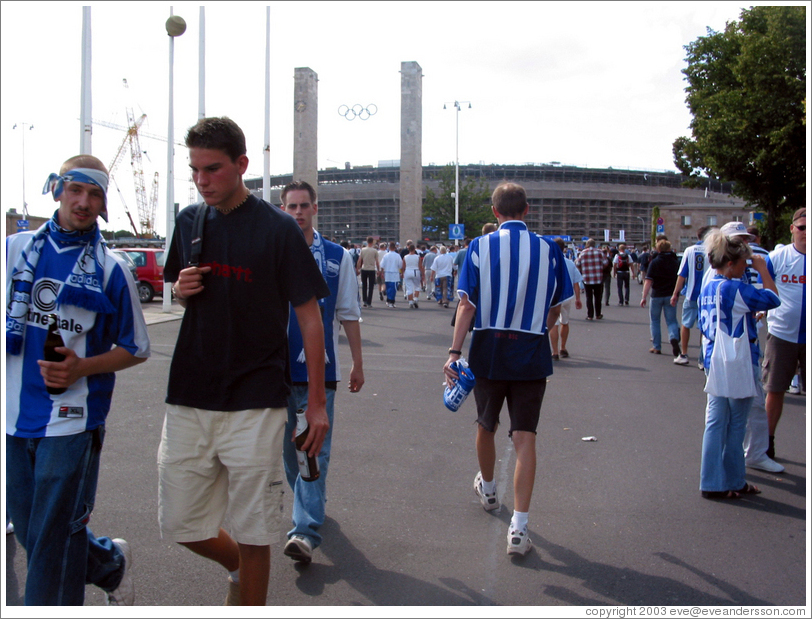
[188,204,208,267]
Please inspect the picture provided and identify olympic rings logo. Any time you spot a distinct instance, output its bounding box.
[338,104,378,121]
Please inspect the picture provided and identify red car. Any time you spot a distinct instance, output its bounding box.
[116,248,165,303]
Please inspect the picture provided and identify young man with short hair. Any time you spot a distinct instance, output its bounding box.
[281,180,364,565]
[160,117,330,605]
[6,154,150,605]
[763,208,806,462]
[444,182,572,556]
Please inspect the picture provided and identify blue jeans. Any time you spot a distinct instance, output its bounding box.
[6,429,125,605]
[700,393,752,492]
[283,385,336,548]
[649,296,679,351]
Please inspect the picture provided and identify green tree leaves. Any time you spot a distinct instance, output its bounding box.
[673,6,806,246]
[422,166,493,240]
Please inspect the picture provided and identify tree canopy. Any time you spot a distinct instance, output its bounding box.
[422,166,493,241]
[673,5,806,246]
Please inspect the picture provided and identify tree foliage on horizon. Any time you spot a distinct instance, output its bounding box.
[672,5,806,247]
[422,166,493,240]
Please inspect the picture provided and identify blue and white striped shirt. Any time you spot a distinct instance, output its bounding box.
[458,221,573,380]
[677,242,707,301]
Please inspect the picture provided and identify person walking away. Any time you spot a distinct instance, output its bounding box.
[613,243,632,305]
[380,241,403,308]
[575,238,608,320]
[444,182,573,556]
[6,154,150,605]
[670,226,712,366]
[356,236,380,308]
[550,238,583,359]
[641,239,680,356]
[433,245,455,308]
[698,230,779,499]
[159,117,330,606]
[401,243,423,308]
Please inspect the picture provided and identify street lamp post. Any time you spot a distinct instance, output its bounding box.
[164,9,186,313]
[12,122,34,218]
[443,101,471,225]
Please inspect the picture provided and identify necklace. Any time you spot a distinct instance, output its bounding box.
[214,190,250,214]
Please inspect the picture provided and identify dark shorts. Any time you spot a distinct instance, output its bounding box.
[762,333,805,393]
[473,376,547,436]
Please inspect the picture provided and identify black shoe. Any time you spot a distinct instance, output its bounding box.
[767,435,775,460]
[670,338,680,357]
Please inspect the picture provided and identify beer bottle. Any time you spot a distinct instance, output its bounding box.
[43,313,67,395]
[294,409,320,482]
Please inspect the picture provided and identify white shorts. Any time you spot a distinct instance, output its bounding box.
[556,299,573,326]
[157,404,286,546]
[403,270,421,296]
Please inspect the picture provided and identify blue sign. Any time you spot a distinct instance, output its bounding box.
[656,224,665,234]
[449,223,465,240]
[542,235,572,242]
[16,219,29,231]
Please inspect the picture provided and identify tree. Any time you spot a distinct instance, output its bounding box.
[673,6,806,246]
[422,166,493,241]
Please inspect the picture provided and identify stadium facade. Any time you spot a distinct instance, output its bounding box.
[246,162,746,248]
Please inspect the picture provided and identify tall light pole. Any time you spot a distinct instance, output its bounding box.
[443,100,471,225]
[13,122,34,218]
[165,9,186,312]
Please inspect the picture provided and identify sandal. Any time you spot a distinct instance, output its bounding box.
[560,349,569,358]
[737,483,761,495]
[701,490,741,500]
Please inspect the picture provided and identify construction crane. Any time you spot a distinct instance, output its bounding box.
[100,79,177,238]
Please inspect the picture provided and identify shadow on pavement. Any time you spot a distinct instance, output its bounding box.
[509,536,771,606]
[292,517,489,605]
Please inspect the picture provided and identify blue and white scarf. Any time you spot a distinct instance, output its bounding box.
[42,167,109,222]
[6,212,115,354]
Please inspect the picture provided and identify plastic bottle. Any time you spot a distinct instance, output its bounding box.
[294,408,320,482]
[43,313,67,395]
[443,357,476,412]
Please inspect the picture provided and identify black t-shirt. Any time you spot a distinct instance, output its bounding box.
[645,252,678,298]
[164,196,329,410]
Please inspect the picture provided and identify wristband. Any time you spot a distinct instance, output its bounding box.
[448,349,462,356]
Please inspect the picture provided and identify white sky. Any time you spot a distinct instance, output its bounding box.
[1,1,801,237]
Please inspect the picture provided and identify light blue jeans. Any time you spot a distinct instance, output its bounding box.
[649,296,679,351]
[6,429,125,605]
[283,385,337,548]
[700,392,752,492]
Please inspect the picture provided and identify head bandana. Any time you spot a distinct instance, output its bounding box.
[42,168,109,222]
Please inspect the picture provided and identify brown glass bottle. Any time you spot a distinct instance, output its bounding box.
[294,408,320,482]
[43,314,67,395]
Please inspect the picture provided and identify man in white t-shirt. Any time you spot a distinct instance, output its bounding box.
[762,208,806,462]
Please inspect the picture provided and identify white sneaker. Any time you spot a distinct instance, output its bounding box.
[473,472,500,511]
[746,455,785,473]
[674,354,689,365]
[106,538,134,605]
[6,521,14,535]
[284,535,313,565]
[507,527,532,556]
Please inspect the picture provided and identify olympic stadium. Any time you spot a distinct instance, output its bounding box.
[246,161,746,249]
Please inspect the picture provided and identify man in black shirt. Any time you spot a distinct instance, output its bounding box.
[160,117,329,606]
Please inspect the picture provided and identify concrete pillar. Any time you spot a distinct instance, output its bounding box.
[400,61,422,244]
[293,67,318,225]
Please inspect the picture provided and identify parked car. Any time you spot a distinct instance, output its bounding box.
[116,248,165,303]
[112,249,139,284]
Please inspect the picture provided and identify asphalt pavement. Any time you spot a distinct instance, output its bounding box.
[4,286,808,608]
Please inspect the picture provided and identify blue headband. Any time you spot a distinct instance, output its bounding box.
[43,168,109,222]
